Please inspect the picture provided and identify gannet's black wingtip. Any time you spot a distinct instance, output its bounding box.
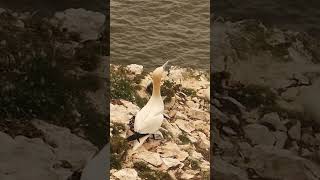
[126,132,148,142]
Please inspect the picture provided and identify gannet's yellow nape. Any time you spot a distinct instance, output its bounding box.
[151,60,169,96]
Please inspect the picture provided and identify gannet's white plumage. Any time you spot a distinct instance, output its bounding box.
[129,61,169,150]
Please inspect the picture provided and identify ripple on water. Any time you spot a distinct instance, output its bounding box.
[111,0,210,70]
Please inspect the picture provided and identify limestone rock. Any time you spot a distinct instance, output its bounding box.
[81,144,109,180]
[113,168,138,180]
[219,96,246,113]
[243,124,275,146]
[0,132,66,180]
[281,88,299,101]
[157,142,189,161]
[245,145,320,180]
[180,170,199,179]
[187,108,209,121]
[51,8,105,41]
[222,126,237,136]
[31,119,98,169]
[197,131,210,150]
[110,101,139,124]
[212,106,229,123]
[175,111,188,120]
[197,88,210,101]
[273,131,288,149]
[260,112,286,131]
[126,64,143,75]
[186,100,200,109]
[192,120,210,136]
[212,157,248,180]
[175,119,195,134]
[162,120,182,138]
[288,121,301,140]
[134,151,163,167]
[190,150,204,160]
[302,133,315,146]
[120,100,141,114]
[162,157,183,168]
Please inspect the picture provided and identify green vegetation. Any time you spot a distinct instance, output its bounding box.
[110,136,129,170]
[228,84,278,109]
[110,66,136,102]
[133,161,171,180]
[111,67,201,108]
[229,21,292,62]
[181,87,197,97]
[111,122,126,136]
[211,71,231,94]
[183,67,210,82]
[178,132,192,145]
[161,80,180,103]
[182,157,210,179]
[110,66,148,108]
[183,157,201,170]
[160,128,173,141]
[161,80,197,102]
[135,95,148,108]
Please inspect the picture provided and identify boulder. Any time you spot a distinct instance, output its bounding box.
[51,8,105,41]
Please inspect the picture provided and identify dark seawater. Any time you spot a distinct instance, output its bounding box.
[212,0,320,38]
[0,0,107,15]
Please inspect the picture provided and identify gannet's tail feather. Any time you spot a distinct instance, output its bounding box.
[127,132,148,142]
[132,135,150,151]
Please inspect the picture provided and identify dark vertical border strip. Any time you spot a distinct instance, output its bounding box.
[210,0,214,179]
[106,0,111,178]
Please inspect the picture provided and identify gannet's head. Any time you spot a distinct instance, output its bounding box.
[152,60,169,81]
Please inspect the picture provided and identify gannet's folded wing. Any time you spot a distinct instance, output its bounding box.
[134,113,163,134]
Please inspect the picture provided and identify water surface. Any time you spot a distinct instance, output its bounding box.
[111,0,210,70]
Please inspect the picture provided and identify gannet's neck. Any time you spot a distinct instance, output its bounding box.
[152,76,161,97]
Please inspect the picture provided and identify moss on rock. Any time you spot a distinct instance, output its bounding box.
[133,161,171,180]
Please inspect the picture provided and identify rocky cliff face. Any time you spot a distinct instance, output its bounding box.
[211,19,320,180]
[110,64,210,179]
[0,8,107,180]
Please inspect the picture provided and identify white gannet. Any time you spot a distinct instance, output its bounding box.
[127,61,169,150]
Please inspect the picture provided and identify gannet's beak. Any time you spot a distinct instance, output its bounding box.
[162,60,170,71]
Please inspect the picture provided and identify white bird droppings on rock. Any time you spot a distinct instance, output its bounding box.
[126,64,144,75]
